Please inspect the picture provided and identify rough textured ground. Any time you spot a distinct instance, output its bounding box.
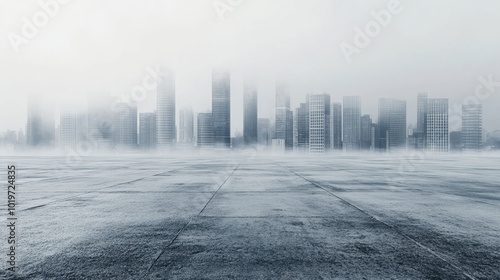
[1,154,499,279]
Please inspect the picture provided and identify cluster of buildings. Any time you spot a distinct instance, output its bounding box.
[3,68,495,154]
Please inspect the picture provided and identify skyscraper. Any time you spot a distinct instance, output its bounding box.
[308,93,331,155]
[343,96,361,151]
[450,131,462,151]
[462,104,482,151]
[179,108,194,144]
[112,103,137,148]
[294,102,309,151]
[88,93,113,149]
[139,112,156,150]
[156,66,176,148]
[378,98,407,151]
[331,102,342,150]
[258,118,271,147]
[59,110,87,151]
[212,70,231,148]
[243,81,258,146]
[416,93,428,149]
[275,82,293,150]
[27,94,55,148]
[360,114,372,150]
[197,112,214,148]
[426,98,449,153]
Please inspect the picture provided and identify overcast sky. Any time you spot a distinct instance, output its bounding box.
[1,0,499,134]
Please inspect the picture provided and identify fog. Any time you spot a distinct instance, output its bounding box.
[1,0,500,134]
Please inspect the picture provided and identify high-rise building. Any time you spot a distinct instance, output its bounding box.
[331,102,342,150]
[378,98,407,151]
[139,112,156,150]
[426,98,449,153]
[462,104,482,151]
[156,66,176,148]
[59,110,87,151]
[212,70,231,148]
[27,95,55,148]
[179,108,194,144]
[415,93,428,149]
[258,118,271,147]
[197,112,214,148]
[360,114,372,150]
[88,93,114,149]
[308,93,331,155]
[450,131,462,151]
[342,96,361,151]
[286,110,294,150]
[371,123,379,151]
[112,103,137,148]
[275,82,293,150]
[243,81,258,146]
[294,102,309,151]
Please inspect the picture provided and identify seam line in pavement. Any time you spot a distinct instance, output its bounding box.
[141,160,244,278]
[274,162,477,280]
[19,166,191,212]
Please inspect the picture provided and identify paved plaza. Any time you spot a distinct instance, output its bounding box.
[1,154,499,279]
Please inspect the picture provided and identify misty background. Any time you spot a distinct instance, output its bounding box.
[1,0,500,135]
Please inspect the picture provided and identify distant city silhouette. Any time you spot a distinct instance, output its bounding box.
[1,69,496,154]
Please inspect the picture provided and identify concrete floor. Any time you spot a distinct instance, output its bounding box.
[1,154,499,279]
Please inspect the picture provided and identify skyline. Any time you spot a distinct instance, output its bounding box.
[1,69,499,136]
[2,0,500,133]
[4,77,492,154]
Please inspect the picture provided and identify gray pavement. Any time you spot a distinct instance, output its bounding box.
[1,154,499,279]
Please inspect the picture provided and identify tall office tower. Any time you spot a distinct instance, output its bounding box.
[275,82,293,150]
[27,95,55,148]
[112,103,138,148]
[294,102,309,151]
[416,93,428,149]
[462,104,482,151]
[179,108,194,144]
[331,102,343,150]
[59,111,87,151]
[342,96,361,151]
[212,70,231,148]
[286,110,294,149]
[243,81,258,146]
[360,114,372,150]
[156,66,176,148]
[197,112,214,148]
[87,93,114,149]
[258,118,271,147]
[378,98,407,151]
[308,93,331,155]
[139,112,156,150]
[450,131,462,151]
[426,98,449,153]
[371,123,379,151]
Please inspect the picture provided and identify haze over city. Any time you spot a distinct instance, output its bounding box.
[1,0,500,135]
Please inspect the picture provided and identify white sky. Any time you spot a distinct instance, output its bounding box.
[1,0,500,134]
